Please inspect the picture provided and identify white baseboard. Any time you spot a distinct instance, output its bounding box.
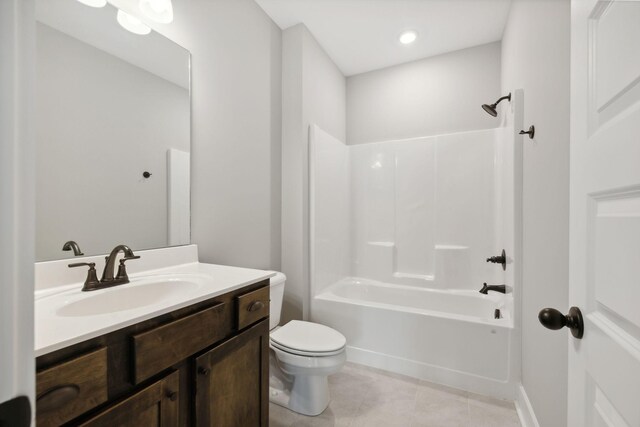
[515,384,540,427]
[346,345,515,401]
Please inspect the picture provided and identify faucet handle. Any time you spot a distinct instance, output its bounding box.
[68,262,101,291]
[486,249,507,271]
[115,256,140,283]
[69,262,94,268]
[69,262,95,269]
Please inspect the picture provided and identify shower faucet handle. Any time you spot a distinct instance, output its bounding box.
[519,125,535,139]
[486,249,507,271]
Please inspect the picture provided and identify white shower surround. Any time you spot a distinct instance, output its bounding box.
[310,125,512,292]
[309,92,522,398]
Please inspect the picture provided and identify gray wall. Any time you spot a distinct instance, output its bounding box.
[501,1,570,425]
[0,0,36,409]
[36,23,190,260]
[281,24,346,322]
[148,0,283,270]
[346,42,501,144]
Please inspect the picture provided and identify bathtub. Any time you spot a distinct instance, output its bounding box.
[311,277,515,398]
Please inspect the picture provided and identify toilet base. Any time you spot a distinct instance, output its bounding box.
[269,374,330,416]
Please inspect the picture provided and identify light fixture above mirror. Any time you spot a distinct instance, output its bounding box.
[74,0,174,36]
[139,0,174,24]
[116,8,151,34]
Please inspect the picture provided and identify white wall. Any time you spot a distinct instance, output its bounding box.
[501,1,571,426]
[309,125,350,297]
[0,0,35,419]
[347,42,502,145]
[282,24,346,322]
[36,23,190,260]
[136,0,283,271]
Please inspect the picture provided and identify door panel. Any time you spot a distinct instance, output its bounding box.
[593,192,640,328]
[570,0,640,426]
[590,1,640,128]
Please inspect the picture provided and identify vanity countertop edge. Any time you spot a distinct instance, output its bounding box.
[35,245,275,357]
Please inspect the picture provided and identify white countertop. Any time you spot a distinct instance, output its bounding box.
[35,258,275,357]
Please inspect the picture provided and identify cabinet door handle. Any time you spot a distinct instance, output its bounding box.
[247,301,265,312]
[36,384,80,413]
[198,366,210,376]
[166,391,178,402]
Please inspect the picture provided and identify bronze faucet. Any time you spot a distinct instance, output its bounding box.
[62,240,84,256]
[69,244,140,291]
[101,245,139,284]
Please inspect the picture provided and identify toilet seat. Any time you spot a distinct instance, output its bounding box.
[270,320,346,357]
[270,340,345,357]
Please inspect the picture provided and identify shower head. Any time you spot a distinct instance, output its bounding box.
[482,103,498,117]
[482,93,511,117]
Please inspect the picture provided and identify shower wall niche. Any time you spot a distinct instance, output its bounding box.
[310,124,516,296]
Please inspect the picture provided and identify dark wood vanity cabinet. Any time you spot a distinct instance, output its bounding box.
[35,280,270,427]
[195,320,269,427]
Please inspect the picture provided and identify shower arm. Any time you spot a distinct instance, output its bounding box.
[494,94,511,106]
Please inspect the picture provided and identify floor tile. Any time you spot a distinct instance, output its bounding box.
[269,363,521,427]
[411,399,469,427]
[467,394,520,427]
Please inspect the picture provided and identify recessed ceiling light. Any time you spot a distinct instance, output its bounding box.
[76,0,107,7]
[117,9,151,35]
[399,30,418,45]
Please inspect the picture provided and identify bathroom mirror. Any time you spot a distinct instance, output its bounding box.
[35,0,191,261]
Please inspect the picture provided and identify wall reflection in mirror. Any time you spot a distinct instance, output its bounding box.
[35,0,190,261]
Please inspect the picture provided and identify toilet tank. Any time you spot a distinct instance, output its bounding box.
[269,272,286,330]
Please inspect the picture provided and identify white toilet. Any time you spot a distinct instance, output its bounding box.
[268,272,347,416]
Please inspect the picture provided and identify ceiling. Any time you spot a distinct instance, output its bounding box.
[255,0,512,76]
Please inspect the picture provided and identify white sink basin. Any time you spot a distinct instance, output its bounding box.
[56,279,201,317]
[36,274,209,320]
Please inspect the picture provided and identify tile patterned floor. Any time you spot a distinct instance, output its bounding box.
[269,363,521,427]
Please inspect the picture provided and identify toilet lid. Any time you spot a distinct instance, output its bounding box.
[270,320,346,353]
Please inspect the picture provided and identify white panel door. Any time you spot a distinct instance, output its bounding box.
[569,0,640,426]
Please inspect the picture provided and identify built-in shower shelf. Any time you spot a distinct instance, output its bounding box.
[366,241,395,247]
[435,244,469,250]
[393,272,434,281]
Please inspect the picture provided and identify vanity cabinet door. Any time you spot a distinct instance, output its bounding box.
[78,370,179,427]
[194,319,269,427]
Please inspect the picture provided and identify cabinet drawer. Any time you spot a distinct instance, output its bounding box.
[36,347,108,427]
[236,285,270,330]
[132,302,229,384]
[78,370,179,427]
